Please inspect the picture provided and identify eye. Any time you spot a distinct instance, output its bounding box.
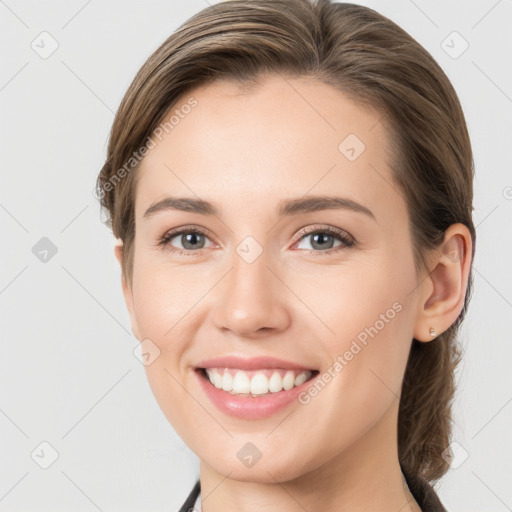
[158,226,214,254]
[292,225,355,254]
[158,224,356,256]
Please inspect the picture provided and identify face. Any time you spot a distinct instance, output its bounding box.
[120,74,427,483]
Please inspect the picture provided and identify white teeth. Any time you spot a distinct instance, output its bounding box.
[294,371,308,387]
[282,371,295,391]
[250,373,268,395]
[204,368,313,396]
[213,371,223,389]
[222,371,233,392]
[232,371,251,393]
[268,372,283,393]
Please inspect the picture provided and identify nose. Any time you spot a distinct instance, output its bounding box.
[212,249,291,339]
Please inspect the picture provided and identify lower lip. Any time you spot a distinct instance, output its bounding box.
[195,369,319,419]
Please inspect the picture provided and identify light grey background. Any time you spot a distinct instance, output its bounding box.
[1,0,511,511]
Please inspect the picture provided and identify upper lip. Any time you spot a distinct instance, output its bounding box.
[195,356,317,371]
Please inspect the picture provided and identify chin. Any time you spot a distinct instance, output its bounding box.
[201,449,310,484]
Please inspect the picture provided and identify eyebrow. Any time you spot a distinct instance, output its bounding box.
[143,195,376,220]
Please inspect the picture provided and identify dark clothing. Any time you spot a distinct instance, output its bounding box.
[401,467,448,512]
[178,467,447,511]
[179,479,201,512]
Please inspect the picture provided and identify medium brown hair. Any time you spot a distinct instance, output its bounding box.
[96,0,475,483]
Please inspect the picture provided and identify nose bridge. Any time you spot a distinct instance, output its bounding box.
[212,235,290,336]
[230,242,272,298]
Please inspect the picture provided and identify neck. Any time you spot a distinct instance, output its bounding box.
[197,401,421,512]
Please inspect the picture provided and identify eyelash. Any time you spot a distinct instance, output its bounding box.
[157,225,356,256]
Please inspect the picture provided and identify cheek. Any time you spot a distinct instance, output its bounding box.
[131,260,203,353]
[304,254,417,395]
[300,258,413,340]
[129,263,200,420]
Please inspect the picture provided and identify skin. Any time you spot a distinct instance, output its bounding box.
[114,74,472,512]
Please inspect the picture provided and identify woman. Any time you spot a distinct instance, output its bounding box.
[96,0,475,510]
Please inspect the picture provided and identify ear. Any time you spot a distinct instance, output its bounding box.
[413,223,473,342]
[114,240,142,341]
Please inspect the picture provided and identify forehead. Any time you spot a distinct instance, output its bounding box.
[135,75,401,222]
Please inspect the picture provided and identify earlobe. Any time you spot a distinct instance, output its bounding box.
[413,224,472,342]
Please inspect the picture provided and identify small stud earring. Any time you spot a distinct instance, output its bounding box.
[430,327,436,338]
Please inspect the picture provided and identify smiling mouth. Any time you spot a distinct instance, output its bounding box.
[197,367,319,397]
